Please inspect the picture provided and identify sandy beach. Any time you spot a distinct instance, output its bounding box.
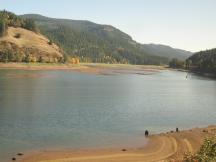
[17,125,216,162]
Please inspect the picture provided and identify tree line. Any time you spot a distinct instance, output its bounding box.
[0,49,67,63]
[0,10,38,36]
[169,48,216,76]
[186,48,216,74]
[28,15,169,65]
[169,58,185,69]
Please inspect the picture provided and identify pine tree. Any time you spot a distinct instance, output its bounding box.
[0,17,7,37]
[23,18,38,33]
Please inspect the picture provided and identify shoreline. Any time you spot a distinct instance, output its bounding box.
[17,125,216,162]
[167,67,216,79]
[0,62,166,75]
[189,70,216,79]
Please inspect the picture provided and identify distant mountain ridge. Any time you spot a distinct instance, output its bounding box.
[21,14,192,64]
[141,44,192,60]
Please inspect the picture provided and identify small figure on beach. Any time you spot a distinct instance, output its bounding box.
[145,130,149,137]
[176,127,179,132]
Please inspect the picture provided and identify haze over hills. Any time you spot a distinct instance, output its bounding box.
[141,44,192,61]
[21,14,192,64]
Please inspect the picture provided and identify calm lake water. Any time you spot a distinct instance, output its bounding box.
[0,69,216,161]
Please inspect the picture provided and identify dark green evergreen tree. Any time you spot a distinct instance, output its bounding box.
[0,17,7,37]
[23,18,38,32]
[187,48,216,74]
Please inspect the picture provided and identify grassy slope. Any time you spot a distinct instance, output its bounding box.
[0,27,63,60]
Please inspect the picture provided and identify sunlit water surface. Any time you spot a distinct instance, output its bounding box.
[0,69,215,161]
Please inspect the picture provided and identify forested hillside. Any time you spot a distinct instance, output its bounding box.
[0,10,38,35]
[141,44,192,60]
[186,48,216,74]
[0,11,192,65]
[21,14,191,65]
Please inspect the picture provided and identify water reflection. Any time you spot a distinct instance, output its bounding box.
[0,69,215,161]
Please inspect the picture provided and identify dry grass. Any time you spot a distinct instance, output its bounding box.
[0,27,63,58]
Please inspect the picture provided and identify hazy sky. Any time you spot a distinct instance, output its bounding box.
[0,0,215,52]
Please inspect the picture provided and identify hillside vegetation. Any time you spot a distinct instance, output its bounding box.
[0,11,192,65]
[0,10,38,35]
[141,44,192,60]
[0,10,64,63]
[21,14,192,65]
[0,27,63,63]
[186,48,216,74]
[184,136,216,162]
